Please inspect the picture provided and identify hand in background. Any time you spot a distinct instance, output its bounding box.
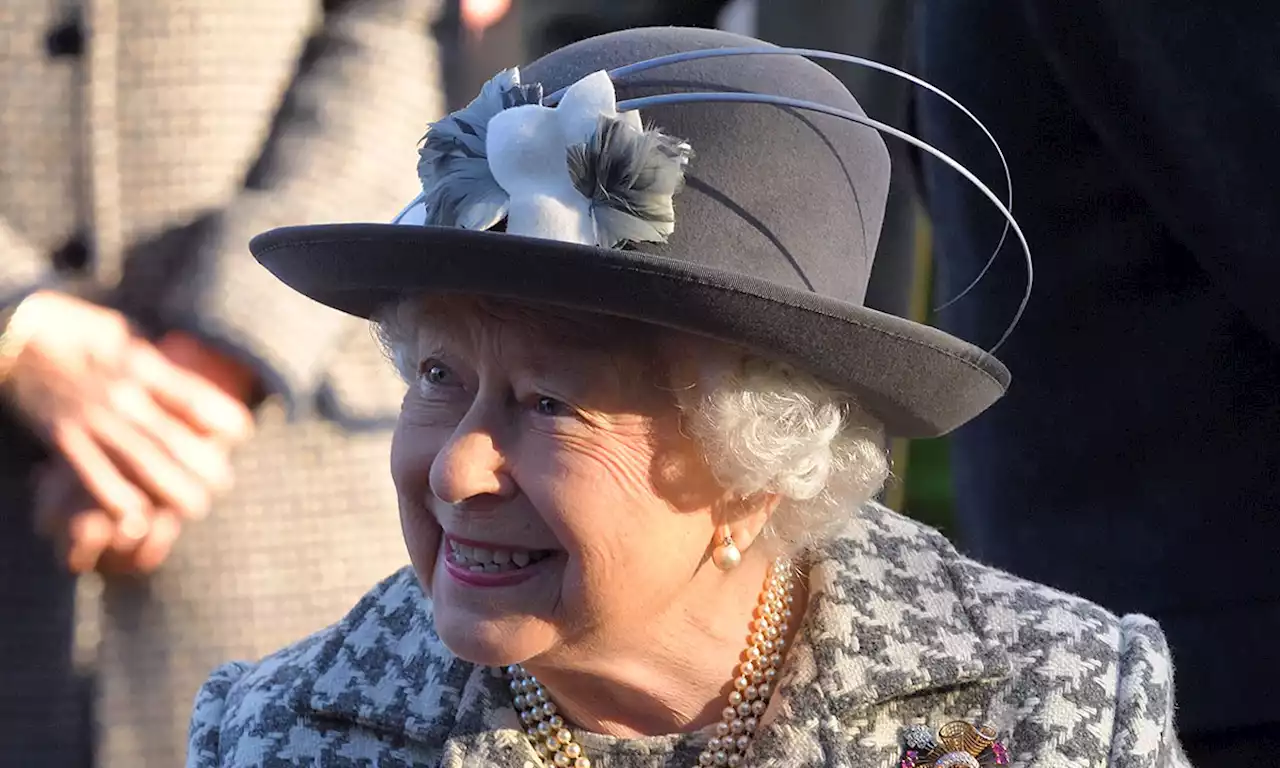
[3,291,253,540]
[34,462,182,575]
[156,331,258,405]
[461,0,512,40]
[28,328,260,575]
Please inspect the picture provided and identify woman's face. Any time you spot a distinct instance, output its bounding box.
[390,301,727,667]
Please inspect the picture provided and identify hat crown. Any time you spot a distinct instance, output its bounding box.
[513,27,890,305]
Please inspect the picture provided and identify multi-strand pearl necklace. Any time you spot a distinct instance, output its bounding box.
[507,559,797,767]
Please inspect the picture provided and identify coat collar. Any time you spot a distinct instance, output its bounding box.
[295,504,1011,764]
[782,503,1011,714]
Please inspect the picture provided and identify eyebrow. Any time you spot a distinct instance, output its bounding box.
[422,327,670,405]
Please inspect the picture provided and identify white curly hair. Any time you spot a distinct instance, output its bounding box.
[373,296,890,555]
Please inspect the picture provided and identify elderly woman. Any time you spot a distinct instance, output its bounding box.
[187,27,1191,768]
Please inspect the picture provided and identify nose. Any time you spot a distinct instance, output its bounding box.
[428,409,517,508]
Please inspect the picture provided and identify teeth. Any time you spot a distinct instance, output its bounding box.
[447,540,546,572]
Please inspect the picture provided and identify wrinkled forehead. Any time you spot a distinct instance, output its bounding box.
[409,295,667,361]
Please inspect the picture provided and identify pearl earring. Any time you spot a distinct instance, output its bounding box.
[712,533,742,571]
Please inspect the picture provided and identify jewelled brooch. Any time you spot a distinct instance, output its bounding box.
[900,721,1009,768]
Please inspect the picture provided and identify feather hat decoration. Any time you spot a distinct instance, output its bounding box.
[416,68,543,230]
[567,115,693,248]
[416,67,693,248]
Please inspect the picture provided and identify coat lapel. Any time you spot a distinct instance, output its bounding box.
[748,504,1012,764]
[295,568,538,766]
[295,569,467,748]
[437,668,540,767]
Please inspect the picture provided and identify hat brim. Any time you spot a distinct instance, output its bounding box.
[251,223,1008,438]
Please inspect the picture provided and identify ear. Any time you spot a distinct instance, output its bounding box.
[719,492,781,555]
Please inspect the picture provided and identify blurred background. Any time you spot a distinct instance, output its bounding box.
[3,1,1277,766]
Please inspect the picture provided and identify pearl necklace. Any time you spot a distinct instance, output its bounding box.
[506,559,797,768]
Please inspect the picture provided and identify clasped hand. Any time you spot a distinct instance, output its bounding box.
[5,292,255,574]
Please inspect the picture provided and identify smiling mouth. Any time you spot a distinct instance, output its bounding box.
[446,537,555,574]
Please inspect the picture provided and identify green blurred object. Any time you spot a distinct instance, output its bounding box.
[900,438,955,534]
[892,211,957,536]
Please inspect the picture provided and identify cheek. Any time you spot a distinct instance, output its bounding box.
[391,420,444,584]
[520,433,656,535]
[556,431,658,502]
[390,421,434,498]
[518,434,709,613]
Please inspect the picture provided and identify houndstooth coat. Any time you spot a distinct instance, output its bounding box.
[0,1,442,765]
[187,504,1193,768]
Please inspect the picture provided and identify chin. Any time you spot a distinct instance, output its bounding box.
[434,610,552,668]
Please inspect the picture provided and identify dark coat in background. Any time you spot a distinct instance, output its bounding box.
[914,1,1280,762]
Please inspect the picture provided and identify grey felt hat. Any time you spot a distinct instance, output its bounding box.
[249,26,1012,438]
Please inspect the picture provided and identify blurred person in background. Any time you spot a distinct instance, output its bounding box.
[520,0,730,61]
[914,3,1280,765]
[442,0,526,110]
[0,1,445,765]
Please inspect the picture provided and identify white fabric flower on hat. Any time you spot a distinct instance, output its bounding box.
[415,67,693,249]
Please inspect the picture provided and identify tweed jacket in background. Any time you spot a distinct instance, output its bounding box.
[0,2,442,765]
[187,504,1192,768]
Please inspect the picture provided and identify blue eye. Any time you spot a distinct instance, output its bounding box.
[421,360,455,385]
[535,396,568,416]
